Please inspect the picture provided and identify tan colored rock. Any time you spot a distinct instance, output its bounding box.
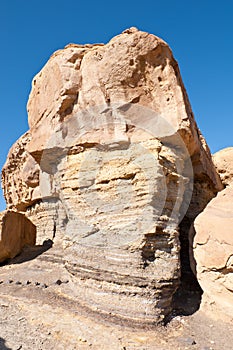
[1,135,69,247]
[0,211,36,262]
[1,28,223,324]
[191,185,233,319]
[2,132,40,211]
[213,147,233,186]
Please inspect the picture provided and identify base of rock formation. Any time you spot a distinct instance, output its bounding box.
[0,246,232,350]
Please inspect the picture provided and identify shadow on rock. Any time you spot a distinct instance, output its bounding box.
[1,239,53,266]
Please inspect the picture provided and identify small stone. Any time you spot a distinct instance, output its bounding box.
[78,337,87,343]
[0,304,9,308]
[55,279,62,285]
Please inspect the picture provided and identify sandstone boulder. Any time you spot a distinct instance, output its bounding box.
[213,147,233,186]
[190,185,233,319]
[1,28,222,324]
[0,211,36,263]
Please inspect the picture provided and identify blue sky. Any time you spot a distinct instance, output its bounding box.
[0,0,232,210]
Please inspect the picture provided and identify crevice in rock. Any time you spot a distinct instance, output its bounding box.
[171,216,203,317]
[60,92,79,120]
[171,170,221,318]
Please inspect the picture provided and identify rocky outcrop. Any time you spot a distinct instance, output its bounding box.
[2,132,40,211]
[0,211,36,263]
[190,185,233,319]
[190,147,233,320]
[1,28,222,324]
[212,147,233,186]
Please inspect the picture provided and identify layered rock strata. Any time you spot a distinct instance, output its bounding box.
[1,28,222,324]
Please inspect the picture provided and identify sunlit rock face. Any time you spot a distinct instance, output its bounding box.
[190,148,233,320]
[1,28,222,324]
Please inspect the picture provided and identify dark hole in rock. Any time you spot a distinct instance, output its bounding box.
[171,216,203,318]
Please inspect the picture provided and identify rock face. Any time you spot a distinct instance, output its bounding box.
[1,28,222,324]
[212,147,233,186]
[191,185,233,319]
[0,211,36,263]
[190,147,233,319]
[1,132,40,211]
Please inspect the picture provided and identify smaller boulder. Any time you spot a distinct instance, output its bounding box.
[0,211,36,263]
[190,185,233,320]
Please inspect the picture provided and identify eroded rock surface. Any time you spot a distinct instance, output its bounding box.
[190,146,233,320]
[1,28,222,324]
[190,185,233,319]
[2,132,40,211]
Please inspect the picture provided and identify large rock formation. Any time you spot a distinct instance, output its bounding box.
[1,28,222,324]
[190,148,233,319]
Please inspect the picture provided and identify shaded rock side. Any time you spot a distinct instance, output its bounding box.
[190,185,233,320]
[1,28,222,324]
[0,211,36,263]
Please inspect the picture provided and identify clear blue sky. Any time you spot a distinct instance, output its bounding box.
[0,0,232,210]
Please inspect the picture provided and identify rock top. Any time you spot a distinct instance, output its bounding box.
[213,147,233,186]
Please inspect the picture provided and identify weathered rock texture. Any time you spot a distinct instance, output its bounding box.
[213,147,233,186]
[1,28,222,324]
[190,185,233,319]
[190,147,233,319]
